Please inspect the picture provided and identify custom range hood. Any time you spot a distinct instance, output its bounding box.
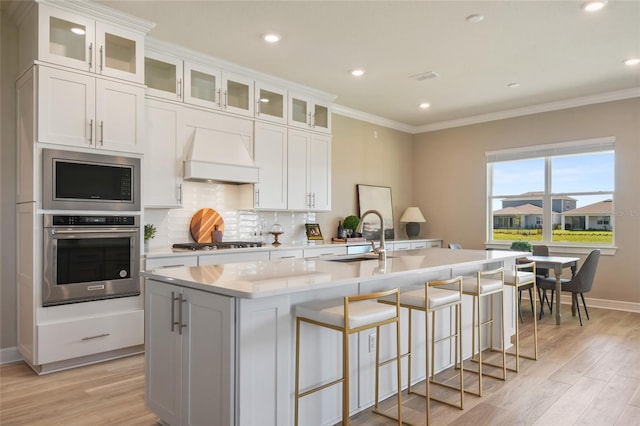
[183,127,259,184]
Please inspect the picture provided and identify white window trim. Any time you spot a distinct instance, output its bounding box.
[486,136,616,253]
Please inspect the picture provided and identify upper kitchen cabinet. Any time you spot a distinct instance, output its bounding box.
[255,82,287,125]
[38,65,144,154]
[288,92,332,134]
[26,2,153,84]
[145,42,254,118]
[144,99,184,208]
[287,129,331,211]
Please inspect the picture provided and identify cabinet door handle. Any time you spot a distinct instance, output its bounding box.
[311,113,315,128]
[178,183,183,204]
[99,121,104,145]
[255,188,260,206]
[256,98,260,116]
[88,43,93,70]
[178,293,187,335]
[216,89,221,108]
[177,78,182,100]
[307,112,312,126]
[81,333,110,341]
[224,90,228,109]
[88,119,93,145]
[99,45,104,72]
[171,291,179,332]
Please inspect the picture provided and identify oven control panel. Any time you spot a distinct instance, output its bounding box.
[48,215,137,227]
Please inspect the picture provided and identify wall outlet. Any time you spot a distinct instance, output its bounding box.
[368,333,376,353]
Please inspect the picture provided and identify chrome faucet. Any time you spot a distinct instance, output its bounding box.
[357,209,386,261]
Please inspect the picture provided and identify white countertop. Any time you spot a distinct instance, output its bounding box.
[141,248,525,299]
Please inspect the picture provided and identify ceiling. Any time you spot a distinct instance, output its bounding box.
[98,0,640,131]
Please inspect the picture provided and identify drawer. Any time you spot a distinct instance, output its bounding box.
[145,255,198,270]
[270,249,303,259]
[303,246,348,258]
[410,242,428,249]
[391,242,411,251]
[199,251,270,265]
[37,310,143,364]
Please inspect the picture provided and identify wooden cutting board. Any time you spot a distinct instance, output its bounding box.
[189,208,224,243]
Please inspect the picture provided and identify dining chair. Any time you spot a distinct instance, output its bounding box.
[537,249,600,326]
[515,245,550,321]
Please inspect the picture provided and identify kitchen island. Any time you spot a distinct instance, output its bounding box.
[142,247,523,426]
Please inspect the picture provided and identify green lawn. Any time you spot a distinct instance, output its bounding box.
[493,229,612,244]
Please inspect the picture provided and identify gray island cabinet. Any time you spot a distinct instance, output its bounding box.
[142,248,522,426]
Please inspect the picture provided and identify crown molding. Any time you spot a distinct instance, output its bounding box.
[334,88,640,135]
[331,104,415,133]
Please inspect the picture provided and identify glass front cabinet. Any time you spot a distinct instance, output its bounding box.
[38,4,145,84]
[288,92,331,133]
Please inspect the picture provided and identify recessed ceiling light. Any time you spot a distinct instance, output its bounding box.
[263,33,281,43]
[465,14,484,23]
[70,27,85,35]
[508,82,521,88]
[419,103,431,109]
[624,58,640,66]
[351,69,365,77]
[583,1,607,12]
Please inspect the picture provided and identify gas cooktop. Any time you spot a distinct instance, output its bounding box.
[172,242,264,251]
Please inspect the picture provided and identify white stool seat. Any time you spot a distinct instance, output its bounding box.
[503,270,535,285]
[382,287,461,310]
[461,277,503,294]
[296,299,397,329]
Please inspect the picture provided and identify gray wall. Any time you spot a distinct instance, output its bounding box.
[413,98,640,304]
[1,5,19,351]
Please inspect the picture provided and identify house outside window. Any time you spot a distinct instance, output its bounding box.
[487,137,615,246]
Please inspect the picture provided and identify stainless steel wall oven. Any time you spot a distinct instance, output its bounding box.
[43,214,140,306]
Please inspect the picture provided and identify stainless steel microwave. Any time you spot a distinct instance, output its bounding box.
[42,149,141,211]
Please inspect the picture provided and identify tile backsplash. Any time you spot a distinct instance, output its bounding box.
[144,181,317,249]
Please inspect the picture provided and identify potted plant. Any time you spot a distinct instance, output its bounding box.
[510,240,532,253]
[343,215,360,237]
[144,224,157,251]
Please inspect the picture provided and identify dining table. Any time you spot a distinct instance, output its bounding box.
[526,255,580,325]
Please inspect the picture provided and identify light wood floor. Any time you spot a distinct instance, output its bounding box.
[1,304,639,426]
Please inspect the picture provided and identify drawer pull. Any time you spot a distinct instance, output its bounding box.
[81,333,110,341]
[159,264,187,269]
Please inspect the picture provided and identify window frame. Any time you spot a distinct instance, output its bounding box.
[486,137,616,253]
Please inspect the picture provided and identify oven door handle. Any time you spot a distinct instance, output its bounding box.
[50,229,138,235]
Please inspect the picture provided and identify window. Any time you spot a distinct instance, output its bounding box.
[487,137,614,246]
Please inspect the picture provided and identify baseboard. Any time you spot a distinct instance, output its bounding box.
[0,347,24,365]
[522,293,640,313]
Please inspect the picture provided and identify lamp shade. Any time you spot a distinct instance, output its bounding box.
[400,207,426,223]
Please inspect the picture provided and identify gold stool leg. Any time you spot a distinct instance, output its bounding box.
[294,317,301,426]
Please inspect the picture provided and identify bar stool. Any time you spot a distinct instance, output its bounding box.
[461,267,506,396]
[381,276,464,425]
[294,288,403,426]
[503,261,538,372]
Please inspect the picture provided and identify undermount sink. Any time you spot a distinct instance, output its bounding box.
[324,255,396,263]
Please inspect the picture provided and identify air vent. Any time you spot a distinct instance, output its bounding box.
[410,71,440,81]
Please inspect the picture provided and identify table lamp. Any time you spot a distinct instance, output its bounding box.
[400,207,426,239]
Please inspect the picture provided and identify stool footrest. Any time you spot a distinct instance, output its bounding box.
[298,377,343,399]
[371,408,416,426]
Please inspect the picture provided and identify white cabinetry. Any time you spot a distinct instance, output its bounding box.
[145,280,234,426]
[288,92,331,133]
[145,48,254,117]
[144,99,183,207]
[36,3,146,84]
[287,129,331,211]
[252,122,287,210]
[38,66,144,153]
[255,81,287,124]
[145,255,198,271]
